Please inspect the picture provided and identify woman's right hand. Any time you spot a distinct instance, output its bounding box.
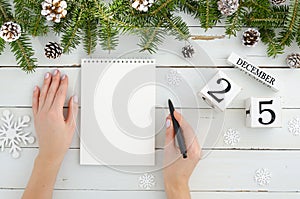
[163,111,201,199]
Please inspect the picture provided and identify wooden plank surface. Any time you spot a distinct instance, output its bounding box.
[1,149,300,192]
[4,108,300,150]
[0,68,298,108]
[1,190,299,199]
[0,7,298,197]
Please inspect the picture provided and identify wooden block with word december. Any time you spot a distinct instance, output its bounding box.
[227,52,279,92]
[199,71,242,111]
[245,97,282,128]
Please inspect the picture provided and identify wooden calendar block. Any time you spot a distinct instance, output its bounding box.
[199,71,242,111]
[245,97,282,128]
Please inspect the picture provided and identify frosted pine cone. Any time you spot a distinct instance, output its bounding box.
[182,45,195,58]
[270,0,286,5]
[44,42,63,59]
[242,28,260,47]
[131,0,155,12]
[217,0,239,16]
[0,22,21,42]
[286,53,300,68]
[41,0,67,23]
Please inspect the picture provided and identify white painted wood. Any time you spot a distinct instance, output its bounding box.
[1,190,300,199]
[1,149,300,191]
[227,52,280,91]
[0,27,296,67]
[245,97,282,128]
[3,108,300,150]
[199,71,242,111]
[0,68,299,108]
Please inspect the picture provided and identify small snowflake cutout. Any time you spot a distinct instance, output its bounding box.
[0,110,35,158]
[166,69,182,86]
[288,117,300,136]
[254,168,272,186]
[223,128,240,146]
[138,173,156,190]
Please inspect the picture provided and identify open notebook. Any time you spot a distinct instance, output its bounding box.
[80,59,156,166]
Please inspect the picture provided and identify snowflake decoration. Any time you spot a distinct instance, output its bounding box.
[0,110,35,158]
[254,168,272,186]
[138,173,156,190]
[223,128,240,146]
[166,69,182,86]
[288,117,300,136]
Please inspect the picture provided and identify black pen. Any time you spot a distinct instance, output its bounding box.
[168,99,187,159]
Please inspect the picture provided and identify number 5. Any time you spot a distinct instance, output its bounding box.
[258,100,276,125]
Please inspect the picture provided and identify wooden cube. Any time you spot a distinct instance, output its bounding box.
[245,97,282,128]
[199,71,242,111]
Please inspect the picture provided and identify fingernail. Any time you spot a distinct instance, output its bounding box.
[44,72,50,79]
[61,74,66,80]
[53,69,58,76]
[165,119,171,129]
[33,86,38,92]
[73,95,78,104]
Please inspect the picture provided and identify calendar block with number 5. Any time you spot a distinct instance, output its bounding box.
[199,71,242,111]
[245,97,282,128]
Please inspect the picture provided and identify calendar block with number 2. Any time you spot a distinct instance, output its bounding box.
[199,71,242,111]
[245,97,282,128]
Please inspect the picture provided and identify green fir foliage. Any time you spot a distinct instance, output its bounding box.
[0,0,298,72]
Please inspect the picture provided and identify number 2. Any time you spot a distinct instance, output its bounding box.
[207,78,232,103]
[258,100,276,125]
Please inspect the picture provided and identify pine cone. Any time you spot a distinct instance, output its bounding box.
[270,0,286,5]
[182,45,195,58]
[0,22,21,42]
[44,42,63,59]
[286,53,300,68]
[217,0,239,16]
[131,0,155,12]
[41,0,67,23]
[242,28,260,47]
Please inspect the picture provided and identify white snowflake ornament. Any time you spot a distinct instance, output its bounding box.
[288,117,300,136]
[254,168,272,186]
[166,69,182,86]
[138,173,156,190]
[0,110,35,158]
[223,128,240,146]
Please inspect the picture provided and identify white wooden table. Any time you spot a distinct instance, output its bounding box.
[1,15,300,198]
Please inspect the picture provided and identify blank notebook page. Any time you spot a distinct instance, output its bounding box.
[80,59,156,166]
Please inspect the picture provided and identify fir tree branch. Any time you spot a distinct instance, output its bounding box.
[163,13,189,40]
[9,34,37,72]
[0,0,13,20]
[94,0,137,31]
[14,0,49,36]
[225,1,246,36]
[247,0,272,13]
[198,0,220,29]
[0,38,5,55]
[260,28,284,57]
[138,20,164,53]
[99,20,119,51]
[61,7,83,53]
[277,0,299,46]
[82,19,98,55]
[150,0,173,15]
